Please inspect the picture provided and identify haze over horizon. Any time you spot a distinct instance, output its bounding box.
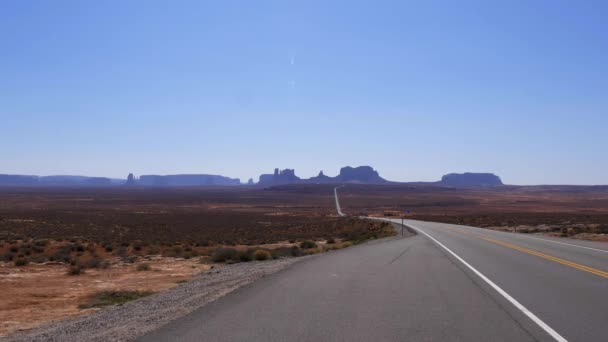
[2,1,607,185]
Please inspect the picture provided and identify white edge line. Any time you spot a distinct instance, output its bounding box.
[389,219,568,342]
[413,219,608,254]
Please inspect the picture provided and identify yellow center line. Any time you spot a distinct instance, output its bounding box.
[479,236,608,279]
[433,224,608,279]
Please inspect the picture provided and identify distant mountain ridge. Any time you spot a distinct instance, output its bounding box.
[138,174,240,186]
[0,174,120,186]
[0,170,505,188]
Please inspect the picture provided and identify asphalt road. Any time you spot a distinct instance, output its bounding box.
[138,219,607,342]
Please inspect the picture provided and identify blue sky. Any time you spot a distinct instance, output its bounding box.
[1,1,607,185]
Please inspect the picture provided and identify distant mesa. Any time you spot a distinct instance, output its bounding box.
[0,174,115,186]
[439,173,503,187]
[0,174,38,186]
[138,174,240,187]
[247,178,255,185]
[85,177,112,186]
[335,166,387,184]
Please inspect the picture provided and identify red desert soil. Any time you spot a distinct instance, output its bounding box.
[0,258,209,336]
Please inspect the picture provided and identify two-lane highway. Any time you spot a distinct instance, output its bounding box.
[138,186,607,341]
[138,217,607,342]
[393,219,608,342]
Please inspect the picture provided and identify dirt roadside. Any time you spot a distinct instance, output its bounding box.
[3,258,301,342]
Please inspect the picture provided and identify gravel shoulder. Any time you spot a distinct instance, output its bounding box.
[3,258,301,342]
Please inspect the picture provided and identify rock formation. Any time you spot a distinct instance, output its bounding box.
[125,173,136,186]
[258,166,387,185]
[439,173,503,187]
[334,166,387,184]
[258,168,301,185]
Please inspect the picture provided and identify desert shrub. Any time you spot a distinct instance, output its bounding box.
[238,250,253,262]
[51,246,73,263]
[67,265,84,275]
[271,246,301,258]
[288,239,296,243]
[326,238,336,244]
[146,245,160,255]
[2,251,15,262]
[125,255,137,263]
[34,239,49,247]
[14,258,29,267]
[196,240,210,247]
[84,257,102,269]
[104,244,113,252]
[136,263,151,271]
[133,242,143,251]
[114,247,128,258]
[171,245,184,257]
[79,290,153,309]
[9,246,18,253]
[300,240,317,249]
[29,255,48,263]
[253,249,271,261]
[211,247,238,262]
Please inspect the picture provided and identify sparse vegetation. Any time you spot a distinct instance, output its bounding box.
[67,265,84,276]
[211,247,239,263]
[136,263,151,271]
[254,249,271,261]
[300,240,317,249]
[78,290,153,309]
[14,258,28,267]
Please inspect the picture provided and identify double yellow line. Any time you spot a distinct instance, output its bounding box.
[480,236,608,279]
[446,225,608,279]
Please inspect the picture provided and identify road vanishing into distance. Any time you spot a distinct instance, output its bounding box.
[334,185,346,216]
[140,190,608,342]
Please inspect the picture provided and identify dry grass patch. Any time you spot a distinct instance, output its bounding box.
[78,290,153,309]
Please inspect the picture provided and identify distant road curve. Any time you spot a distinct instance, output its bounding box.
[334,185,345,216]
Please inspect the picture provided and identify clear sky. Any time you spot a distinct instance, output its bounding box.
[1,1,607,185]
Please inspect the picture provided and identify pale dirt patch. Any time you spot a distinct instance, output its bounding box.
[0,258,209,337]
[5,258,301,342]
